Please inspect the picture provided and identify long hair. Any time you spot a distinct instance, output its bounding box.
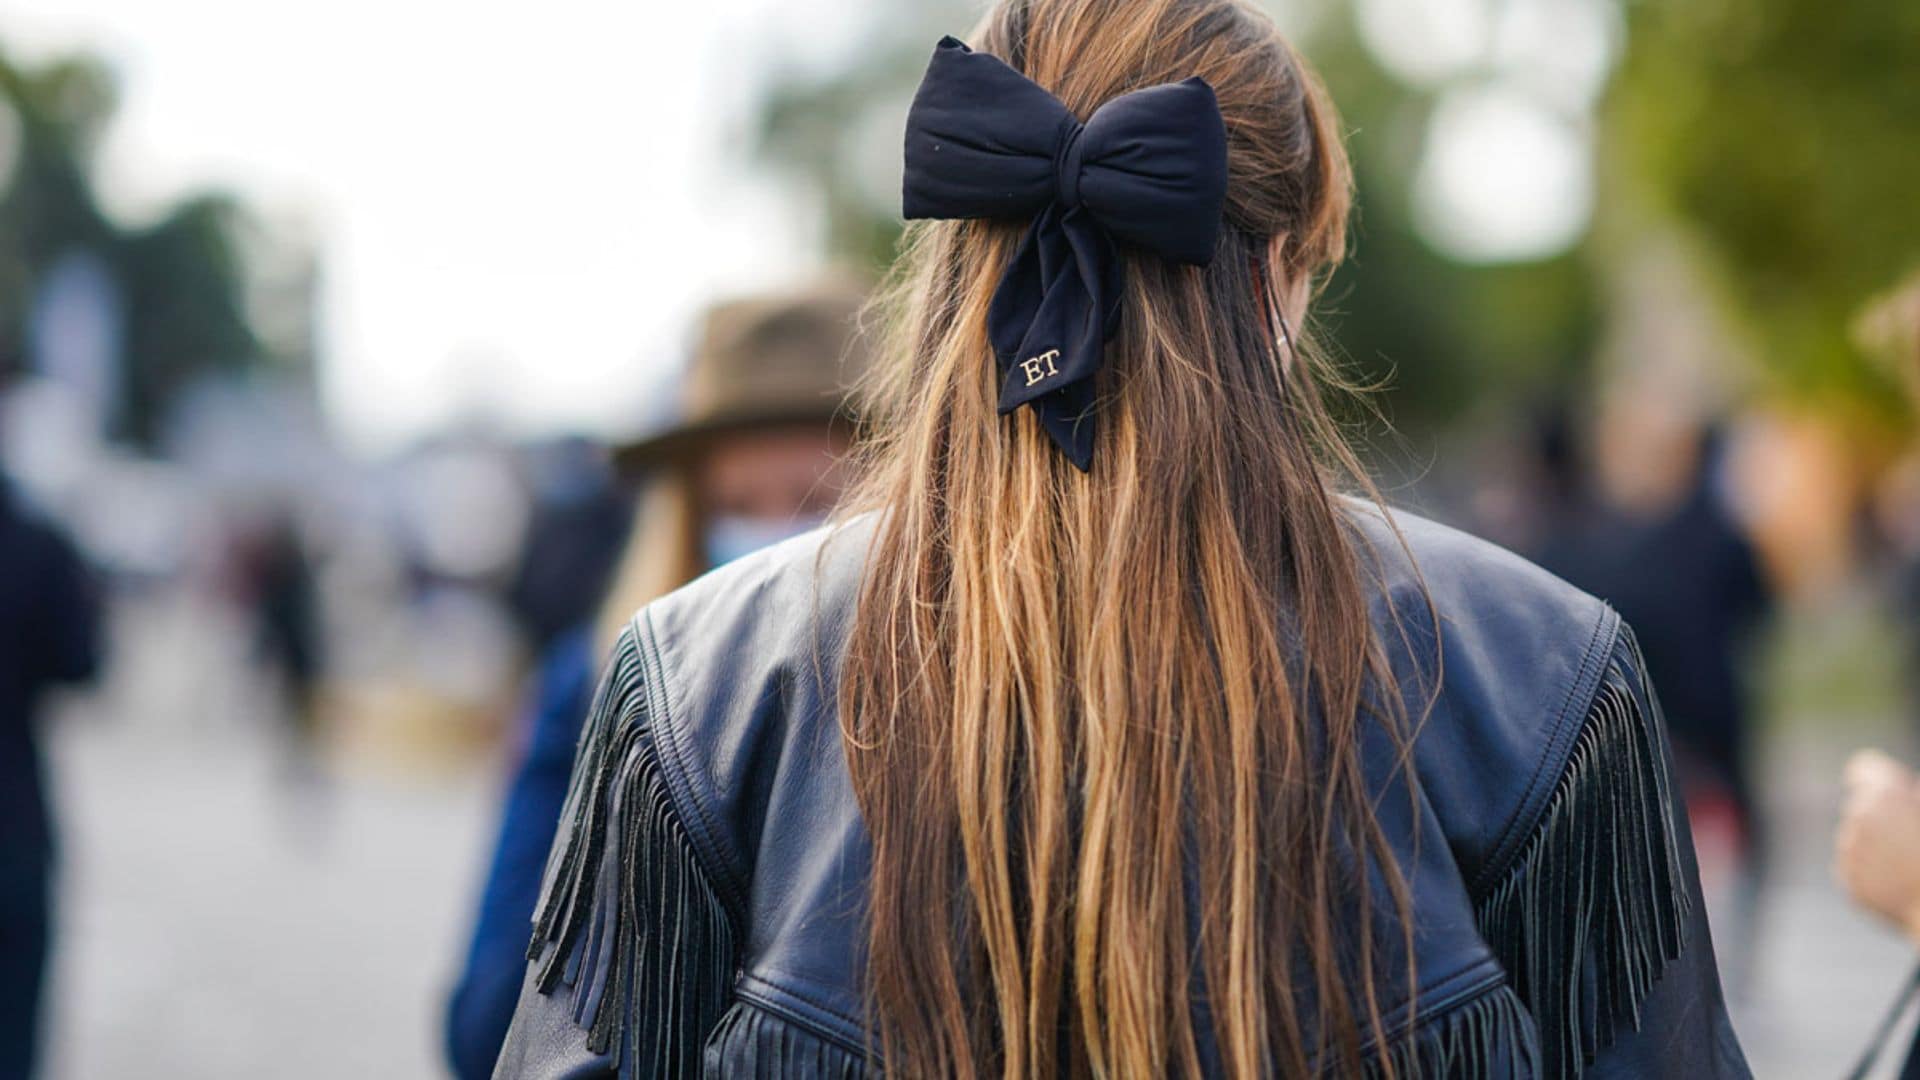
[838,1,1415,1075]
[593,468,705,655]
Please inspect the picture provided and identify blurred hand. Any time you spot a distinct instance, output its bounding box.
[1836,749,1920,944]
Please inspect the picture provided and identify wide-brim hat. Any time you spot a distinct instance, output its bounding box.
[613,275,873,474]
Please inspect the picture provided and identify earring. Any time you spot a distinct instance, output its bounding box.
[1251,252,1299,376]
[1272,304,1298,359]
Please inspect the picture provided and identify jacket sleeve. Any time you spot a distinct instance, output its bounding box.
[447,630,597,1080]
[494,622,738,1080]
[1474,623,1749,1078]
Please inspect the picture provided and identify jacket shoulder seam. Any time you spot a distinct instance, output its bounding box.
[1470,601,1621,895]
[638,606,755,921]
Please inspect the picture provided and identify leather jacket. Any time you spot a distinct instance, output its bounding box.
[496,505,1750,1078]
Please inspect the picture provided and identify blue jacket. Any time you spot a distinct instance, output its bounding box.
[497,507,1749,1078]
[447,628,597,1080]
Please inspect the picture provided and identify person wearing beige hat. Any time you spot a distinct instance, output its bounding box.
[592,276,871,648]
[444,277,868,1080]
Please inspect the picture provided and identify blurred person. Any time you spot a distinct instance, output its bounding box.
[237,512,326,790]
[0,471,101,1079]
[504,438,634,654]
[1835,750,1920,1078]
[1526,403,1773,987]
[443,279,866,1080]
[1864,277,1920,743]
[1837,750,1920,939]
[1874,452,1920,730]
[1833,276,1920,1080]
[497,3,1744,1077]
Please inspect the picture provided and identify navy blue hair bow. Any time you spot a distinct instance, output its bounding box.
[902,36,1229,471]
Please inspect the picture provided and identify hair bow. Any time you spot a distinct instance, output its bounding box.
[902,36,1228,471]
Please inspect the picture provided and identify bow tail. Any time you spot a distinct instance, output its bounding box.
[988,206,1120,472]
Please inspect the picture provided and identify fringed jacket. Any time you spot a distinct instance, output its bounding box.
[495,506,1751,1078]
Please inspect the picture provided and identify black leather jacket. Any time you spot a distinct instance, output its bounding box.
[497,505,1750,1078]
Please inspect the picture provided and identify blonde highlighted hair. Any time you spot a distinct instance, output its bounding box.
[839,1,1418,1076]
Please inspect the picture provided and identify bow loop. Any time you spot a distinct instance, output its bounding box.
[901,37,1072,221]
[902,37,1228,471]
[1076,77,1230,265]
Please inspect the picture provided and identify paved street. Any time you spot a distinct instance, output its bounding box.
[40,717,494,1079]
[37,646,498,1079]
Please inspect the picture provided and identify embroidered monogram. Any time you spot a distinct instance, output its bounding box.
[1020,348,1062,387]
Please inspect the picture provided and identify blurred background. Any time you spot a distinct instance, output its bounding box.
[0,0,1915,1076]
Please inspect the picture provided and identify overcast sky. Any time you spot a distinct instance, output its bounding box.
[3,1,866,453]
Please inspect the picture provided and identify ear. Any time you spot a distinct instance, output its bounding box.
[1265,232,1310,331]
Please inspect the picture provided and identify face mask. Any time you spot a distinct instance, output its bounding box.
[702,514,823,569]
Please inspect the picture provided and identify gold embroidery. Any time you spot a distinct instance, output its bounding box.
[1020,348,1062,387]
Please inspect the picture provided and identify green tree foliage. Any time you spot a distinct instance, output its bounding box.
[1301,21,1602,432]
[1606,0,1920,433]
[116,194,262,447]
[0,45,269,447]
[0,53,116,365]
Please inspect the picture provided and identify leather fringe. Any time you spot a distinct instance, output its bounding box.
[704,1004,868,1079]
[1362,985,1540,1079]
[1474,665,1691,1077]
[527,626,738,1077]
[523,626,1682,1079]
